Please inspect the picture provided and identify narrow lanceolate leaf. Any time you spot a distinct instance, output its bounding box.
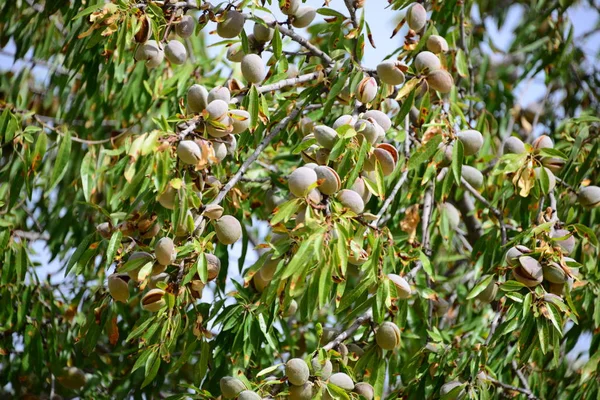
[456,49,469,78]
[408,135,442,170]
[466,274,493,299]
[49,131,72,191]
[451,138,463,185]
[272,27,282,59]
[248,85,259,130]
[65,232,95,276]
[104,230,123,269]
[80,150,95,203]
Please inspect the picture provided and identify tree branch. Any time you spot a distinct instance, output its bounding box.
[193,105,303,234]
[322,310,373,351]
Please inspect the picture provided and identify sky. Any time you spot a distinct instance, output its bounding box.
[1,0,597,362]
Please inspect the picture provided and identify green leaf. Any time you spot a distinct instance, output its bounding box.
[104,230,123,269]
[65,233,95,276]
[196,253,208,284]
[142,353,161,388]
[456,49,469,78]
[248,85,259,130]
[80,150,95,203]
[451,139,463,185]
[466,274,493,299]
[270,198,301,225]
[272,27,282,59]
[49,131,72,191]
[408,135,442,170]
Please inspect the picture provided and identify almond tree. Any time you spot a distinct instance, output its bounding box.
[1,0,599,399]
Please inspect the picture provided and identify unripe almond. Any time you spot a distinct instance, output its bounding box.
[532,135,553,151]
[382,98,400,116]
[551,229,575,255]
[353,382,374,400]
[414,51,441,74]
[164,40,187,65]
[289,382,314,400]
[226,43,245,62]
[426,69,454,93]
[141,288,166,312]
[155,237,176,266]
[313,125,339,149]
[288,167,318,197]
[354,119,380,144]
[253,271,270,292]
[213,141,227,161]
[107,274,129,302]
[377,60,406,85]
[203,204,224,220]
[363,110,392,131]
[286,358,310,386]
[287,63,299,78]
[387,273,411,299]
[461,165,484,190]
[406,3,427,31]
[58,367,87,390]
[148,272,169,289]
[426,34,449,53]
[187,84,209,113]
[456,130,483,156]
[280,0,300,15]
[352,177,372,203]
[328,372,354,391]
[311,358,333,380]
[206,116,232,138]
[543,261,567,284]
[229,109,251,134]
[513,256,543,287]
[292,6,316,28]
[357,77,378,104]
[205,253,221,281]
[337,189,365,214]
[214,215,242,245]
[374,144,398,176]
[238,390,261,400]
[333,114,357,129]
[220,376,246,399]
[440,381,466,399]
[217,10,245,38]
[307,188,322,204]
[176,15,195,38]
[206,99,229,121]
[578,185,600,208]
[254,15,275,42]
[315,166,341,195]
[440,202,461,229]
[348,243,369,265]
[241,54,266,84]
[208,86,231,103]
[126,251,153,280]
[134,40,164,68]
[224,134,237,155]
[265,189,285,213]
[503,136,526,154]
[534,166,556,192]
[299,117,315,136]
[286,299,298,316]
[505,245,532,267]
[541,156,565,173]
[96,222,112,239]
[475,276,498,303]
[177,140,202,165]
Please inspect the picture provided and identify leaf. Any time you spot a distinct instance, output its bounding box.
[456,49,469,78]
[466,275,493,299]
[196,253,208,284]
[451,139,463,185]
[142,353,161,388]
[256,363,283,378]
[49,131,72,191]
[419,251,433,277]
[80,150,95,203]
[248,85,259,130]
[272,27,282,59]
[408,135,442,170]
[270,198,301,225]
[65,233,95,276]
[104,230,123,269]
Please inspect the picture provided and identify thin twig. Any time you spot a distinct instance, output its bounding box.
[489,373,537,399]
[375,116,412,226]
[343,0,359,29]
[322,310,373,351]
[511,360,535,398]
[193,105,304,234]
[459,3,475,122]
